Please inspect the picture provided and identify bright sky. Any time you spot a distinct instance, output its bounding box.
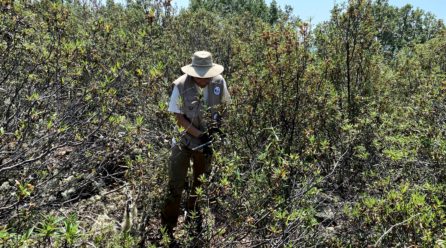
[171,0,446,24]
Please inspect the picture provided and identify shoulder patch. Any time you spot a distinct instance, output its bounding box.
[214,86,221,96]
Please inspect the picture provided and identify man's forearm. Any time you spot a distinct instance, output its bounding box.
[174,113,203,138]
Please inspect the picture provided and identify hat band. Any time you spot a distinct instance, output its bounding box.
[191,63,213,67]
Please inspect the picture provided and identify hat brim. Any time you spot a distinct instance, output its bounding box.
[181,63,224,78]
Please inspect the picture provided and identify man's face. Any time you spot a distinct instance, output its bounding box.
[193,77,212,88]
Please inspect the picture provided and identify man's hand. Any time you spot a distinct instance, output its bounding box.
[208,127,226,141]
[208,127,222,137]
[199,133,213,144]
[199,133,213,156]
[198,127,226,155]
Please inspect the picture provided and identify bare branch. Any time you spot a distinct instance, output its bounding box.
[374,213,421,247]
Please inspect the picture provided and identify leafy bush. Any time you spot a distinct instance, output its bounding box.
[1,0,445,247]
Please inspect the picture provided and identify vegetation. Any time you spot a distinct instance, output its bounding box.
[0,0,445,247]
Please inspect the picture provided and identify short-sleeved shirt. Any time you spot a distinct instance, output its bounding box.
[168,77,231,114]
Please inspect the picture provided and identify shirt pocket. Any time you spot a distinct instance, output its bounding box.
[184,95,199,117]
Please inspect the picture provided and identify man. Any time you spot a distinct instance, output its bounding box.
[161,51,230,240]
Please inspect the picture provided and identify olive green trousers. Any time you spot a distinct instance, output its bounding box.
[161,144,212,231]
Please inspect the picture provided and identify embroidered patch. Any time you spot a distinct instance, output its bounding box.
[214,86,221,96]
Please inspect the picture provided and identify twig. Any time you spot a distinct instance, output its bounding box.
[59,195,80,206]
[85,241,98,248]
[101,184,127,196]
[0,202,18,211]
[322,149,349,181]
[374,213,421,247]
[0,143,66,173]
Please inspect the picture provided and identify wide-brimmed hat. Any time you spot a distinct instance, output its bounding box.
[181,51,224,78]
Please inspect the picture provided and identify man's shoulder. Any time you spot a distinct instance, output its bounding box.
[211,75,225,84]
[173,74,188,86]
